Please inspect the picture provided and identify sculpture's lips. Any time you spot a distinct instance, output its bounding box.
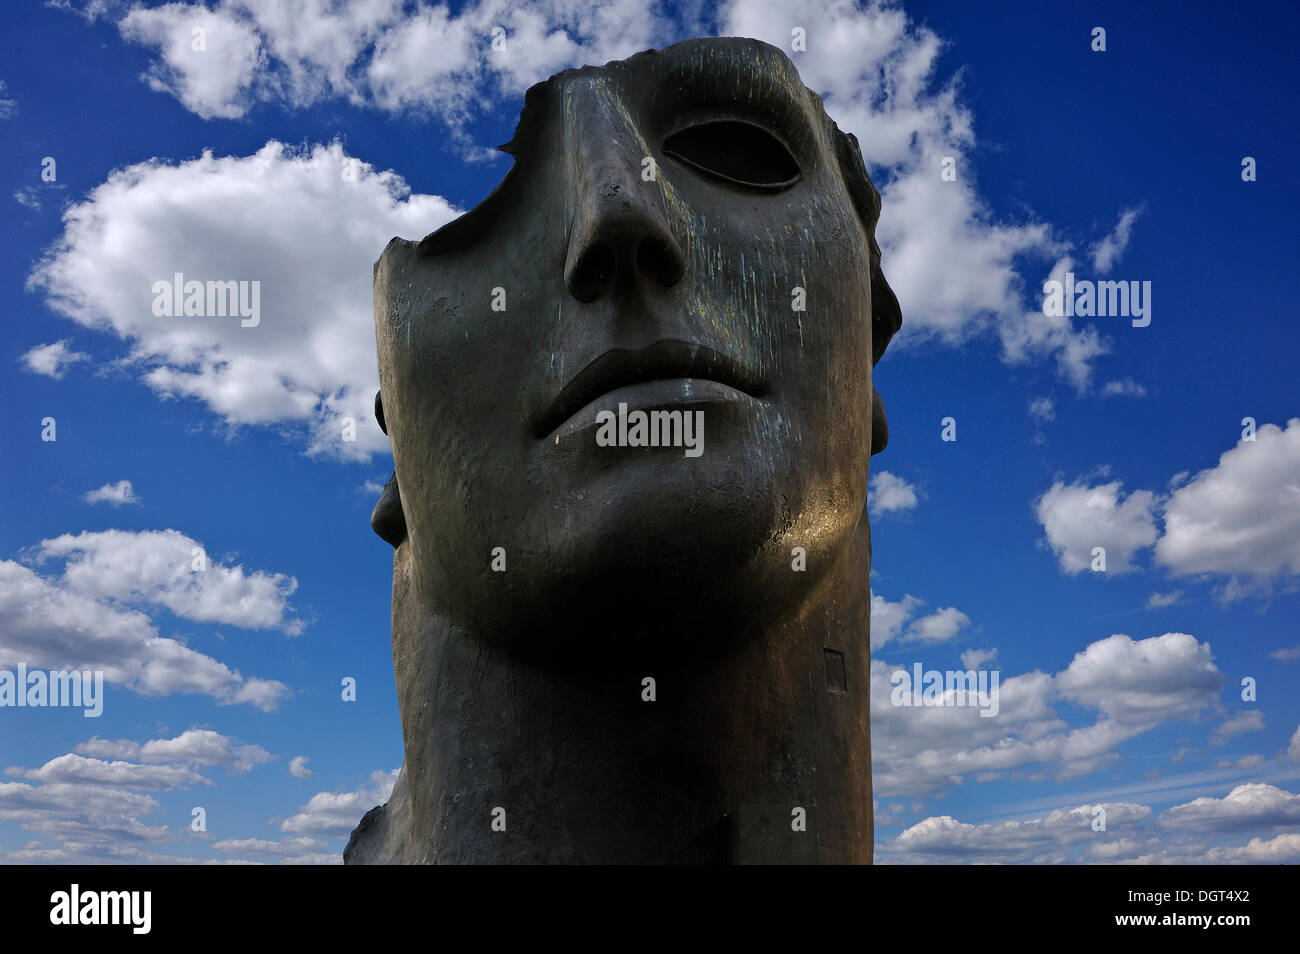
[534,340,765,438]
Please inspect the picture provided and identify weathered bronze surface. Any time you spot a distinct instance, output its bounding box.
[347,36,900,864]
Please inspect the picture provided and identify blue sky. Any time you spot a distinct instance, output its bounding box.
[2,0,1297,864]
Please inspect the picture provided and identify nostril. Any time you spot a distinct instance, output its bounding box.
[569,243,617,302]
[636,237,684,287]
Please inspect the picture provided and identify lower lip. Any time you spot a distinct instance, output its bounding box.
[553,378,757,441]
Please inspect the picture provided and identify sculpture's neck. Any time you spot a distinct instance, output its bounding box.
[371,518,873,864]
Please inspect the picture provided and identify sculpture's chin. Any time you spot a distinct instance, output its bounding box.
[424,483,849,671]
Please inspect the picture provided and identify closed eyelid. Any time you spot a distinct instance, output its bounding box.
[662,118,803,191]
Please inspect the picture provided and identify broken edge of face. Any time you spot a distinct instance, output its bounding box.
[369,36,901,547]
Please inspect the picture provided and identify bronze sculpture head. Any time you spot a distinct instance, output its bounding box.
[350,35,900,864]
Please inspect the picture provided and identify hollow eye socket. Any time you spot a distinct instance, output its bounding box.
[663,120,801,191]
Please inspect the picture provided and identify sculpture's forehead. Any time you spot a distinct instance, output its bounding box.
[560,40,807,99]
[510,39,815,146]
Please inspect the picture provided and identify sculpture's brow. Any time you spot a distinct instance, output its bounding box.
[656,48,808,117]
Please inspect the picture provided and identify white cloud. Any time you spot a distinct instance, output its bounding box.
[1269,645,1300,662]
[1034,420,1300,596]
[880,787,1300,864]
[960,647,997,670]
[36,528,302,634]
[1155,419,1300,589]
[114,0,665,130]
[1209,710,1264,746]
[7,753,208,790]
[904,606,969,645]
[1200,832,1300,864]
[1035,479,1158,575]
[1090,206,1143,273]
[1145,590,1183,609]
[1055,633,1223,726]
[874,632,1225,797]
[21,339,89,379]
[281,769,398,836]
[1002,256,1110,393]
[868,470,920,517]
[1101,377,1147,397]
[27,141,457,461]
[869,592,922,650]
[0,559,289,710]
[76,729,272,773]
[14,187,43,210]
[1158,783,1300,833]
[1027,395,1054,423]
[0,781,170,850]
[1286,726,1300,764]
[884,802,1151,864]
[212,836,328,857]
[288,755,312,778]
[118,3,266,120]
[82,480,140,507]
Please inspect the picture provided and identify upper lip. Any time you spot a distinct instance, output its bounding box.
[533,339,765,437]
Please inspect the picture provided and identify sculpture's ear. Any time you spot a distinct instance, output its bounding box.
[870,388,889,456]
[371,390,407,547]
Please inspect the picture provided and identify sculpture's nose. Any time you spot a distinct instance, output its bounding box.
[564,118,686,303]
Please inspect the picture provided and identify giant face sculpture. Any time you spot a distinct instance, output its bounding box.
[355,36,900,865]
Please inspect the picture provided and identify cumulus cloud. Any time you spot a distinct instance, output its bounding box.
[0,727,309,863]
[0,781,170,851]
[82,480,140,507]
[21,340,90,379]
[0,558,289,710]
[874,631,1225,797]
[1159,783,1300,833]
[1036,479,1159,575]
[1155,419,1300,591]
[27,141,457,461]
[880,786,1300,864]
[905,606,970,645]
[115,0,665,130]
[35,528,301,633]
[7,754,208,790]
[281,769,398,836]
[1027,395,1054,423]
[288,755,312,779]
[1034,420,1300,593]
[1055,634,1224,726]
[77,729,273,773]
[869,593,921,649]
[868,471,920,517]
[960,647,997,670]
[870,592,971,649]
[884,802,1150,864]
